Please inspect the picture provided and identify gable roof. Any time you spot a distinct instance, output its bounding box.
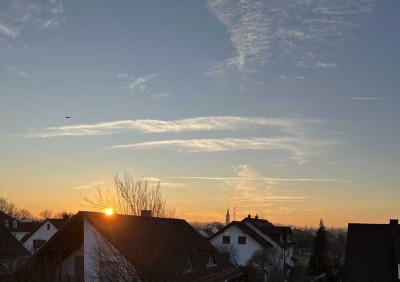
[209,217,293,248]
[0,225,28,260]
[48,218,70,229]
[344,221,400,282]
[1,211,41,238]
[20,217,70,244]
[28,211,241,281]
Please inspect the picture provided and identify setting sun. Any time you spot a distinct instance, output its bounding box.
[104,208,114,216]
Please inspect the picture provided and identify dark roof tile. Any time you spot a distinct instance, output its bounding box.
[344,222,400,282]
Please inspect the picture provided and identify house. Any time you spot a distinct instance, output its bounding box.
[0,224,29,280]
[23,214,70,253]
[209,214,294,268]
[0,211,41,242]
[344,219,400,282]
[16,211,242,281]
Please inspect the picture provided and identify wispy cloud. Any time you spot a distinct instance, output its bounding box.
[5,66,28,77]
[0,24,18,38]
[120,73,157,92]
[276,75,307,85]
[68,181,106,190]
[206,0,374,75]
[0,0,64,47]
[22,116,318,137]
[152,91,171,100]
[166,176,350,183]
[315,62,338,68]
[117,73,130,79]
[352,97,382,101]
[108,136,335,163]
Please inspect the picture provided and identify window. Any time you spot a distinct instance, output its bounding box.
[4,220,9,228]
[183,257,195,273]
[47,223,50,230]
[238,236,246,245]
[206,254,216,267]
[222,236,230,244]
[13,220,17,228]
[33,239,46,250]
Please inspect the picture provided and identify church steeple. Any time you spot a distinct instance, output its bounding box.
[225,207,230,225]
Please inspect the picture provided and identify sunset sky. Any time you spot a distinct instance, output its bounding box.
[1,0,399,227]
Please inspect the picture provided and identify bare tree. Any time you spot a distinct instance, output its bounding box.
[54,211,74,219]
[0,194,33,219]
[14,209,33,220]
[0,191,13,213]
[246,248,285,282]
[39,209,53,220]
[80,173,176,218]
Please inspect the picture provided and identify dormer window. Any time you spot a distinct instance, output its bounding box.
[13,220,17,228]
[183,257,195,273]
[4,220,9,228]
[206,254,216,267]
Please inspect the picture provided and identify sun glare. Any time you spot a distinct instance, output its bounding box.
[104,208,114,216]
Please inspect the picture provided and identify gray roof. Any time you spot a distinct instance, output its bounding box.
[344,220,400,282]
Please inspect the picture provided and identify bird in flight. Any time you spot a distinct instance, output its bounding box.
[65,116,71,119]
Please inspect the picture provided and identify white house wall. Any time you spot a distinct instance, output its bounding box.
[83,219,136,282]
[209,225,262,266]
[58,248,84,279]
[243,221,294,267]
[23,221,59,253]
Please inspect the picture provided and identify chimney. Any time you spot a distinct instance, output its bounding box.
[255,214,259,220]
[141,210,152,217]
[247,214,251,219]
[63,214,70,221]
[389,219,398,225]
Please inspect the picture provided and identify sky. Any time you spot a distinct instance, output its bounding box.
[1,0,399,227]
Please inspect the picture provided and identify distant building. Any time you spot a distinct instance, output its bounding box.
[344,219,400,282]
[17,211,242,281]
[209,214,294,268]
[198,222,224,238]
[23,214,70,253]
[0,211,41,242]
[226,207,230,226]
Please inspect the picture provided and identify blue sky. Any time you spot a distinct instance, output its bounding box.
[1,0,399,226]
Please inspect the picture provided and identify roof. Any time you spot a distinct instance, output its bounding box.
[0,225,29,260]
[28,211,242,281]
[344,221,400,282]
[48,218,70,229]
[20,217,70,244]
[1,210,42,237]
[209,216,293,248]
